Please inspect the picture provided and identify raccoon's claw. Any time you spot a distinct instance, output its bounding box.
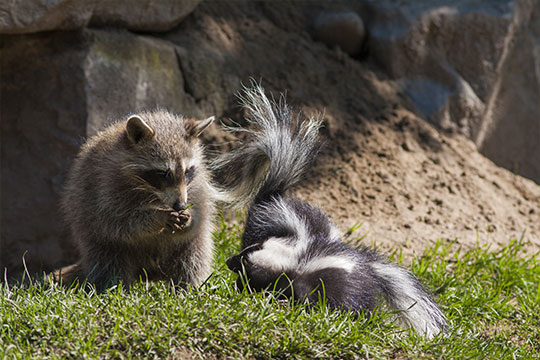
[177,211,191,227]
[162,210,191,234]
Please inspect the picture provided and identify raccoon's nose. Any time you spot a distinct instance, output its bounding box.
[172,200,186,211]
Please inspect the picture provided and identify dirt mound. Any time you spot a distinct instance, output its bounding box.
[297,108,540,257]
[166,1,540,257]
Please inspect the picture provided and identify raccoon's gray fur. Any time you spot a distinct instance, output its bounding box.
[216,85,447,339]
[58,110,216,292]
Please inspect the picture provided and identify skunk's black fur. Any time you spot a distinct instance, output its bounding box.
[214,85,447,338]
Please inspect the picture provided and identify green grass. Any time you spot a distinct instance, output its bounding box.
[1,219,539,359]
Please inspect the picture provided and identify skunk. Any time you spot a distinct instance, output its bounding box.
[213,85,447,338]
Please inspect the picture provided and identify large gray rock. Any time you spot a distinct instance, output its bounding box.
[0,0,200,34]
[1,31,86,278]
[0,29,197,277]
[361,0,513,136]
[476,0,540,183]
[359,0,540,184]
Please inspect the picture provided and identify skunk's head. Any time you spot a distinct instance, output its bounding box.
[227,249,350,307]
[226,240,360,310]
[226,243,296,298]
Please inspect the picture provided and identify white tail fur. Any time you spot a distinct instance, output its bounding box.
[211,83,322,208]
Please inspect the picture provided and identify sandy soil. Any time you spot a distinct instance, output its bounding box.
[166,1,540,258]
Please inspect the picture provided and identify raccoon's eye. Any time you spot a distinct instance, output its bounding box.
[163,168,174,182]
[185,166,196,184]
[139,169,174,188]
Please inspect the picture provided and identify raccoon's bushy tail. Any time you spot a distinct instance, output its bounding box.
[212,84,322,208]
[372,261,447,339]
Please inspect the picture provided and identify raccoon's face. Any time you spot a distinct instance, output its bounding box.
[137,161,196,211]
[123,113,214,211]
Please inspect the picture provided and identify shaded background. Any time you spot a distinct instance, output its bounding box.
[1,0,539,278]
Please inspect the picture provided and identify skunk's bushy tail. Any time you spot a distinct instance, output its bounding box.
[372,261,447,338]
[212,84,322,208]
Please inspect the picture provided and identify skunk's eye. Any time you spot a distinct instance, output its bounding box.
[139,168,174,188]
[185,166,196,184]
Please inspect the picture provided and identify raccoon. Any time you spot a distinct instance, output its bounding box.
[214,85,447,338]
[57,110,216,292]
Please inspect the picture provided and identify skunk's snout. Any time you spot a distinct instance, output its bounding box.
[226,255,242,272]
[226,243,264,272]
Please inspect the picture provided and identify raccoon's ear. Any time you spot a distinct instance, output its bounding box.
[126,115,155,144]
[185,116,215,139]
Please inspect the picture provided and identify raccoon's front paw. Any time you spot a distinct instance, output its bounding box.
[162,210,191,234]
[176,210,192,229]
